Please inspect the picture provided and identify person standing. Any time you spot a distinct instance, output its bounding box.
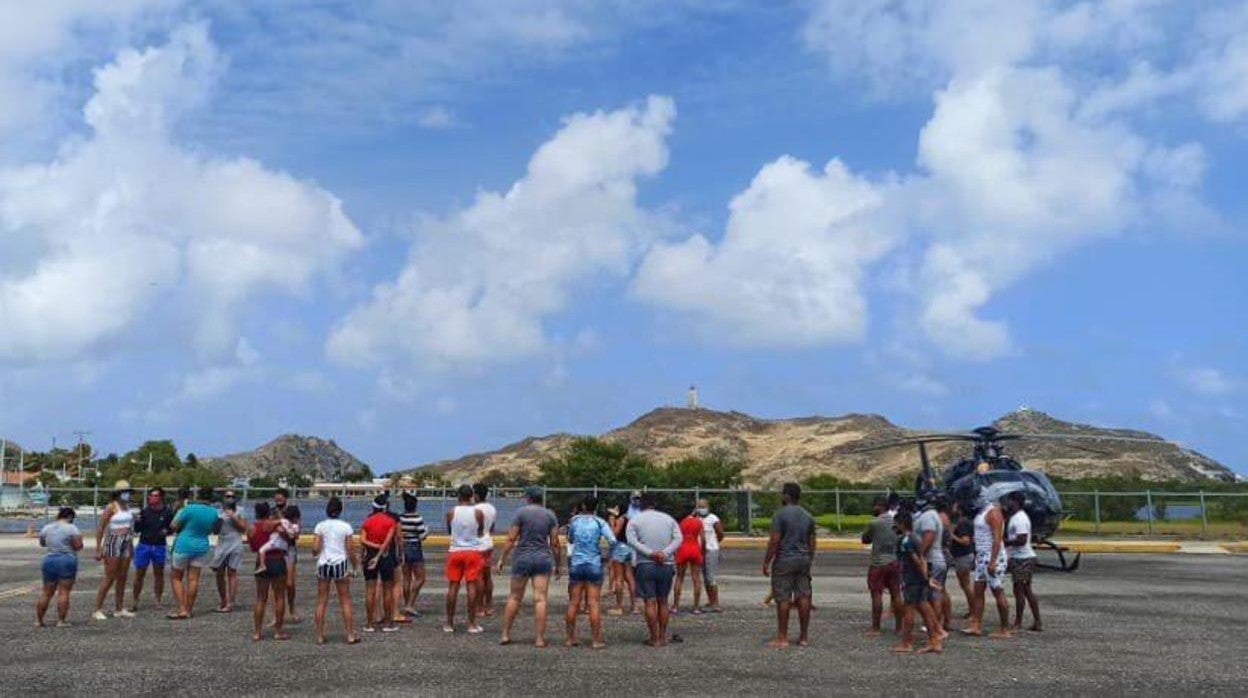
[399,492,430,617]
[35,507,84,627]
[949,501,976,618]
[891,510,944,654]
[93,481,136,620]
[863,496,901,634]
[672,505,705,615]
[964,496,1011,639]
[210,490,247,613]
[497,486,562,647]
[1003,491,1041,631]
[914,499,948,640]
[626,492,683,648]
[167,487,218,620]
[564,495,616,648]
[130,487,173,612]
[698,499,725,613]
[250,502,293,641]
[445,485,486,634]
[273,488,303,624]
[473,483,498,618]
[606,503,636,616]
[762,483,816,648]
[313,496,359,645]
[360,494,400,633]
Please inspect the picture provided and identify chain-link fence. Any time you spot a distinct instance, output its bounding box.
[3,485,1248,538]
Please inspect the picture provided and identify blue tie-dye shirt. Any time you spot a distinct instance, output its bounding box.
[567,514,616,569]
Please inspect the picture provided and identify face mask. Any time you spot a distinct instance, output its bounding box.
[695,508,709,517]
[118,492,131,503]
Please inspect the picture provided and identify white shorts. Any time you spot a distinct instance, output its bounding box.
[973,550,1008,590]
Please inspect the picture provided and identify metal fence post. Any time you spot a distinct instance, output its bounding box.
[1200,491,1208,537]
[1145,490,1154,535]
[835,488,842,532]
[92,484,99,522]
[745,489,754,536]
[541,486,548,509]
[1094,490,1101,534]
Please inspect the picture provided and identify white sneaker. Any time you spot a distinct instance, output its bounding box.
[115,609,135,618]
[92,611,109,621]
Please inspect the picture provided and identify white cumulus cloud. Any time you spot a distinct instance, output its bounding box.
[0,23,363,363]
[634,156,892,346]
[328,95,675,369]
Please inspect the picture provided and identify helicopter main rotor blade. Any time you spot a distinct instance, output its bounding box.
[1001,432,1170,445]
[847,434,980,454]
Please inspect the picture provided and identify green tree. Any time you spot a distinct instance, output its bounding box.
[537,438,658,488]
[656,451,744,489]
[121,440,181,474]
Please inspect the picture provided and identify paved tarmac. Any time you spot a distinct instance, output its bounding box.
[1,541,1245,696]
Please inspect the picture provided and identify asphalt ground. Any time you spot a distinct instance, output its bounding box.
[0,542,1245,696]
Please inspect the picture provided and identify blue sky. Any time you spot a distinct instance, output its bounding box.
[0,1,1245,475]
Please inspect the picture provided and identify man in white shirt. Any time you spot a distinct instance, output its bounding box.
[1002,491,1041,632]
[473,483,498,618]
[696,498,725,612]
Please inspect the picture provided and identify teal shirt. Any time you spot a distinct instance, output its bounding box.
[172,502,217,556]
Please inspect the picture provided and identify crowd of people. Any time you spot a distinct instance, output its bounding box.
[33,479,1042,654]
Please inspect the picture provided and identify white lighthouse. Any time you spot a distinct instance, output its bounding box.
[687,385,700,410]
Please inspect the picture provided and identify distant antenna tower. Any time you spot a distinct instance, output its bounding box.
[687,385,700,410]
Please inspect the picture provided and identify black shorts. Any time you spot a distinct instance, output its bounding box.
[261,556,287,580]
[363,550,396,582]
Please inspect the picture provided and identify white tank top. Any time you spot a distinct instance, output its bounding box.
[476,502,497,551]
[109,505,134,532]
[973,505,1006,562]
[449,506,480,552]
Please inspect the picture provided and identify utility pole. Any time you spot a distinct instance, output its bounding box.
[73,430,92,481]
[17,449,24,501]
[148,452,153,473]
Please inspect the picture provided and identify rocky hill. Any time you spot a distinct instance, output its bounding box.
[407,407,1236,486]
[204,435,373,482]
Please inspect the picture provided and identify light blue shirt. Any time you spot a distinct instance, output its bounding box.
[567,514,615,569]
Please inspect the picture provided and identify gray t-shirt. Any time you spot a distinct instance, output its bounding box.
[217,508,244,549]
[40,521,81,556]
[914,509,945,567]
[513,504,558,560]
[626,509,682,566]
[864,513,897,567]
[771,505,815,561]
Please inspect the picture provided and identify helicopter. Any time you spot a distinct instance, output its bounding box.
[852,425,1167,572]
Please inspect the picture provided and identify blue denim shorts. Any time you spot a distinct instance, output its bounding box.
[404,541,424,565]
[569,563,604,585]
[511,554,553,579]
[634,562,674,600]
[42,554,78,585]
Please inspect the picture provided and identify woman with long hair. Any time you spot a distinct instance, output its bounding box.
[249,501,292,641]
[92,481,136,620]
[313,496,359,645]
[672,503,706,615]
[606,499,636,616]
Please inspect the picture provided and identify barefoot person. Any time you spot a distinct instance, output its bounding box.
[1003,491,1042,631]
[914,498,948,639]
[130,487,173,612]
[672,505,705,615]
[445,485,486,634]
[965,496,1011,639]
[698,499,725,613]
[564,495,616,649]
[949,501,976,617]
[273,489,303,624]
[399,492,429,617]
[473,483,498,618]
[35,507,84,627]
[313,497,360,645]
[360,494,400,634]
[606,503,635,617]
[210,490,246,613]
[497,486,562,647]
[763,483,816,648]
[863,496,901,634]
[249,502,293,641]
[93,481,136,620]
[626,492,683,648]
[891,510,943,655]
[168,487,218,620]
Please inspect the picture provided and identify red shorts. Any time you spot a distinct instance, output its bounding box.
[867,561,901,594]
[675,547,704,567]
[446,550,484,583]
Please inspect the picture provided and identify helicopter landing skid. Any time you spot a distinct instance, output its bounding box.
[1035,539,1081,573]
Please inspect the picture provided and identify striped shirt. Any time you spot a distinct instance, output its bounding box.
[399,513,428,544]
